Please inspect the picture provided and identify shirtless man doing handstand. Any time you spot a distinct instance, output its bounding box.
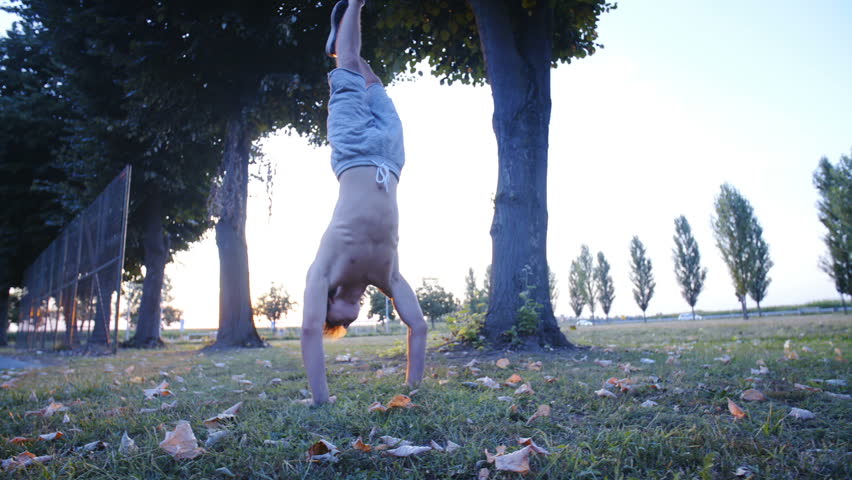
[301,0,426,406]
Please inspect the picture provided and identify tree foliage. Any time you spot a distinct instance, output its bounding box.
[463,268,488,314]
[747,218,772,316]
[416,280,457,328]
[0,20,77,344]
[672,215,707,319]
[712,183,767,319]
[813,152,852,313]
[366,286,395,324]
[567,259,585,318]
[255,284,296,333]
[594,252,615,318]
[578,245,596,319]
[629,236,655,321]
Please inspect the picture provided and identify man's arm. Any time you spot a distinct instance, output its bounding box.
[301,267,331,405]
[389,272,427,386]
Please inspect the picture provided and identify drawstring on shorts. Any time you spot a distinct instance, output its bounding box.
[374,161,390,192]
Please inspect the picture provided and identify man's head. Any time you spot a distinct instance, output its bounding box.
[324,285,366,338]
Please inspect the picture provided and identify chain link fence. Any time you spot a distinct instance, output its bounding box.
[16,166,131,353]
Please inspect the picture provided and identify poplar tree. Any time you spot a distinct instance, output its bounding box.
[712,183,757,319]
[813,153,852,313]
[747,218,772,316]
[578,245,596,319]
[567,259,585,319]
[594,252,615,319]
[672,216,707,319]
[629,236,655,322]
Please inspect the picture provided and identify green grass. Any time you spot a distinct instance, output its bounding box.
[1,315,850,479]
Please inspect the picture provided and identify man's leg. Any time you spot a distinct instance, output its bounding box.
[334,1,380,87]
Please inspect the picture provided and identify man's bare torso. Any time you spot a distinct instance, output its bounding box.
[313,166,400,292]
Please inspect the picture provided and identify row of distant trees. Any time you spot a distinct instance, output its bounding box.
[363,165,851,326]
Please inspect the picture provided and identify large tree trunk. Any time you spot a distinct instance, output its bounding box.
[470,0,571,348]
[0,285,9,347]
[127,189,168,348]
[739,295,749,320]
[210,116,263,348]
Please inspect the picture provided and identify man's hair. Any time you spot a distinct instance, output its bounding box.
[323,321,348,339]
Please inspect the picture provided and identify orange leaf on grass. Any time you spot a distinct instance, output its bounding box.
[527,361,542,371]
[8,437,31,445]
[727,398,747,419]
[526,405,552,425]
[387,394,416,409]
[352,436,372,452]
[368,402,388,413]
[306,439,340,463]
[504,374,523,386]
[496,358,510,369]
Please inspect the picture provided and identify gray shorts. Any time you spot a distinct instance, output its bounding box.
[327,68,405,180]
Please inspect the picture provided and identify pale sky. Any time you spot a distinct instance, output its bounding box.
[4,2,851,329]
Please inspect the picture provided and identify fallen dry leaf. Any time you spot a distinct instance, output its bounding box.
[120,432,138,455]
[352,436,372,452]
[368,401,388,413]
[203,402,243,430]
[306,439,340,463]
[527,361,542,371]
[518,437,550,455]
[24,400,66,418]
[477,377,501,389]
[478,467,491,479]
[8,437,31,445]
[1,452,52,472]
[793,383,822,393]
[595,388,617,399]
[727,398,747,419]
[143,381,172,400]
[594,359,613,367]
[104,406,131,417]
[494,445,532,474]
[515,383,535,395]
[788,407,816,420]
[80,440,108,452]
[205,430,231,448]
[159,421,205,460]
[445,440,460,453]
[714,355,732,365]
[379,436,412,448]
[740,389,766,402]
[386,394,415,409]
[618,362,641,373]
[496,358,510,369]
[526,405,552,425]
[383,445,432,457]
[543,375,557,383]
[37,432,63,442]
[641,400,658,407]
[825,391,851,399]
[504,374,523,386]
[783,340,799,360]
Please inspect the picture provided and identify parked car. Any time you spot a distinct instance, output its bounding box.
[576,319,594,327]
[677,313,703,320]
